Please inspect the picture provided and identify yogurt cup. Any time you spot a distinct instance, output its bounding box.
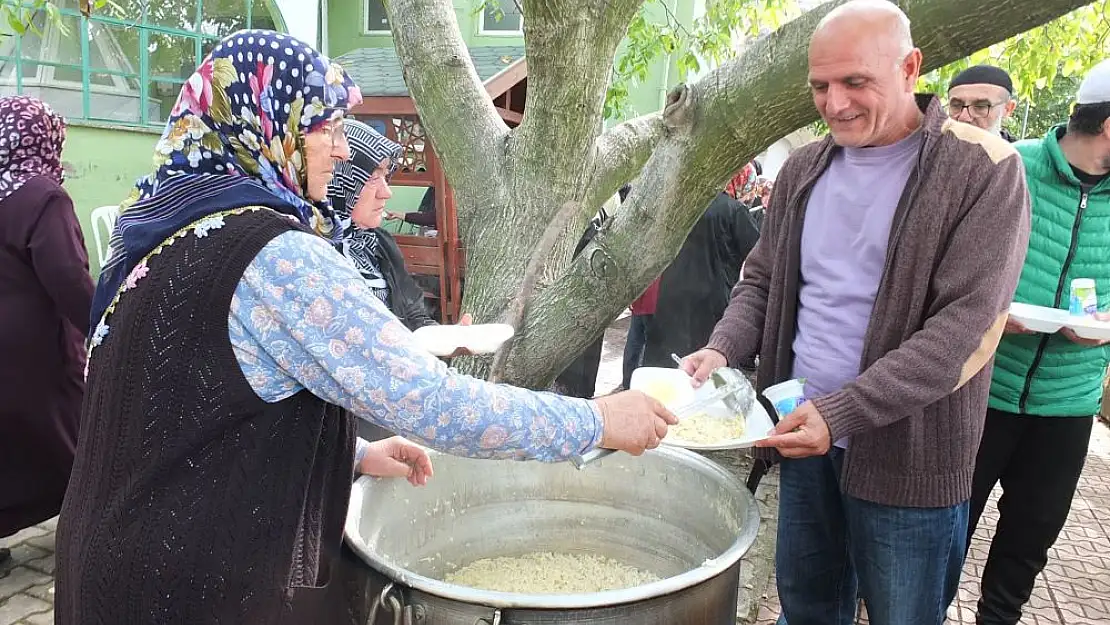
[763,378,806,418]
[1070,278,1098,317]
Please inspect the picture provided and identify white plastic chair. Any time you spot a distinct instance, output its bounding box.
[90,205,119,269]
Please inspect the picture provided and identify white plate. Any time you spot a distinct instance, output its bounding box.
[629,367,774,451]
[1008,302,1069,334]
[411,324,515,357]
[1066,315,1110,341]
[1009,302,1110,340]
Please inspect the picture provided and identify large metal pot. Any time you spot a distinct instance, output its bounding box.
[342,446,760,624]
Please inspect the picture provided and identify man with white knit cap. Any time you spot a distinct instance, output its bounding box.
[970,58,1110,625]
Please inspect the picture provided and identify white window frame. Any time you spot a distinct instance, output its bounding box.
[0,17,136,96]
[477,0,523,36]
[363,0,392,35]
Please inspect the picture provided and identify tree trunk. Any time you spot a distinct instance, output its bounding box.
[384,0,1092,389]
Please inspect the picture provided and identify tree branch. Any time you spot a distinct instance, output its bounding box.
[385,0,509,197]
[584,111,666,209]
[509,0,647,195]
[488,200,582,384]
[499,0,1094,387]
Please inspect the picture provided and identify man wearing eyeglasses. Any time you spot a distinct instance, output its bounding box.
[969,59,1110,625]
[948,65,1019,141]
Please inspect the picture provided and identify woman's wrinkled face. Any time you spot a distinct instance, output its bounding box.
[304,116,350,201]
[350,158,394,229]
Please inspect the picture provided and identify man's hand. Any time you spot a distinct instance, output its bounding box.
[679,349,727,387]
[1060,327,1110,347]
[384,211,403,221]
[755,400,831,458]
[358,436,434,486]
[594,391,678,456]
[1061,313,1110,347]
[1004,316,1036,335]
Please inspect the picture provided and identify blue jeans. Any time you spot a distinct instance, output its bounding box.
[775,449,968,625]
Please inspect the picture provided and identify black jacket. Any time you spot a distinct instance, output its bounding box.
[373,228,438,331]
[642,192,760,367]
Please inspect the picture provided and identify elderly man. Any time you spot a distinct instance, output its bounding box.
[948,65,1019,140]
[681,1,1031,623]
[969,59,1110,625]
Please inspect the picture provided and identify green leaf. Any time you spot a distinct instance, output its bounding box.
[5,9,25,35]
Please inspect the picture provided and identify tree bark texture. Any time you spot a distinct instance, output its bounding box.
[384,0,1092,389]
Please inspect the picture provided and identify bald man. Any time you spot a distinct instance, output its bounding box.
[680,2,1031,623]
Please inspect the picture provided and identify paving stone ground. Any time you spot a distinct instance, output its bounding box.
[756,419,1110,625]
[0,519,56,625]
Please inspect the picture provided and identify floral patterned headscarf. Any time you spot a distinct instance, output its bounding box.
[0,95,66,204]
[724,162,756,202]
[743,177,774,207]
[91,29,362,331]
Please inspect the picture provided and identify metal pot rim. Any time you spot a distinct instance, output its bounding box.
[344,446,761,609]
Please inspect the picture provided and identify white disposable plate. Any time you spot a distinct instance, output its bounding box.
[1008,302,1069,334]
[1008,302,1110,340]
[629,367,775,451]
[1066,315,1110,341]
[411,323,515,357]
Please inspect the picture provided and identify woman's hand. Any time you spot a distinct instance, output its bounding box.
[358,436,434,486]
[594,391,678,455]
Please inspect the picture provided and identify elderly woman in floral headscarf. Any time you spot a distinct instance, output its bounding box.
[56,30,673,625]
[0,96,92,564]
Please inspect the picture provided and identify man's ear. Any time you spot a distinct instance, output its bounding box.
[902,48,923,87]
[1004,99,1018,118]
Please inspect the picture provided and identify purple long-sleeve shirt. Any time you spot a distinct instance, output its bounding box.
[792,130,923,447]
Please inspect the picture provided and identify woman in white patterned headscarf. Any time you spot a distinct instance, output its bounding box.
[327,120,468,330]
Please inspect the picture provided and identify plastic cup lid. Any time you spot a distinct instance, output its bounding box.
[763,378,805,399]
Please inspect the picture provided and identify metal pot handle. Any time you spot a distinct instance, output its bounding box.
[366,582,404,625]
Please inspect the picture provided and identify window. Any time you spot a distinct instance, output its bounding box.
[479,0,522,35]
[365,0,389,34]
[0,0,285,127]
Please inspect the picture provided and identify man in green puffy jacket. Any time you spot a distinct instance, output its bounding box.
[969,60,1110,625]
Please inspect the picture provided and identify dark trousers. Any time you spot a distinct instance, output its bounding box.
[621,314,651,388]
[969,408,1093,625]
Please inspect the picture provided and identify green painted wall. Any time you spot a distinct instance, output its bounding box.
[62,122,435,274]
[327,0,694,124]
[62,124,160,277]
[328,0,526,58]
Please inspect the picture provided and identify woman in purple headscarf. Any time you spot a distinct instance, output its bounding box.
[0,96,92,562]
